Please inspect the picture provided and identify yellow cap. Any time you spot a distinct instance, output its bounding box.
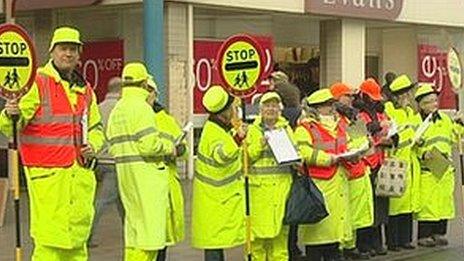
[49,27,82,51]
[260,92,281,105]
[306,89,334,106]
[122,62,150,83]
[415,83,437,100]
[203,85,231,113]
[147,75,159,93]
[389,74,414,93]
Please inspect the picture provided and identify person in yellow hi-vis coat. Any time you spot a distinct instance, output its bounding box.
[414,84,464,247]
[107,63,177,261]
[384,75,422,251]
[295,89,354,261]
[0,27,105,260]
[246,92,293,261]
[330,83,374,259]
[192,85,247,261]
[148,77,186,261]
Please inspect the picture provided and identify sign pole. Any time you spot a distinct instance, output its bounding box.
[4,1,21,260]
[240,100,252,261]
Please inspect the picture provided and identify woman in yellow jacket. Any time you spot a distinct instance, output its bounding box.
[192,85,247,261]
[295,89,353,261]
[246,92,294,261]
[414,84,464,247]
[148,77,186,261]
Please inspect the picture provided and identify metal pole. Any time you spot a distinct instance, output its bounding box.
[4,0,21,260]
[241,100,252,261]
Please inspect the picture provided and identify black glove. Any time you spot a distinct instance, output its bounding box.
[366,121,382,136]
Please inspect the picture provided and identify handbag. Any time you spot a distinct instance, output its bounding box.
[375,157,407,197]
[283,168,329,225]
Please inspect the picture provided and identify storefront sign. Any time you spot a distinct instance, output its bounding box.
[194,37,273,114]
[418,44,456,109]
[0,24,36,99]
[78,39,124,103]
[447,48,462,91]
[305,0,404,20]
[15,0,101,11]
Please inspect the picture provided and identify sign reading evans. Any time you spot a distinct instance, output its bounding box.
[305,0,404,20]
[0,24,37,100]
[216,34,265,97]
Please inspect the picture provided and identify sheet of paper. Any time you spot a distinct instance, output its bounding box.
[387,121,398,139]
[337,141,370,159]
[412,112,433,146]
[175,121,193,146]
[264,128,301,165]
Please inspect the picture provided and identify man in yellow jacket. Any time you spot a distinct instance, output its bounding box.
[0,27,105,260]
[384,75,422,251]
[147,78,186,261]
[106,62,177,261]
[246,92,294,260]
[414,84,464,247]
[192,85,247,261]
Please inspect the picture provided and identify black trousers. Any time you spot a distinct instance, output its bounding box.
[156,247,167,261]
[418,220,448,238]
[386,213,413,247]
[356,225,384,252]
[288,224,300,256]
[204,249,224,261]
[305,243,341,261]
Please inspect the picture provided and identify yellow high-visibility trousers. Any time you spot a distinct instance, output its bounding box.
[251,226,289,261]
[125,247,158,261]
[32,244,87,261]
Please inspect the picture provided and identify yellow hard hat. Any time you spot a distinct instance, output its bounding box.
[122,62,150,83]
[306,88,334,106]
[389,74,414,93]
[415,83,437,100]
[147,75,159,93]
[49,27,82,52]
[260,91,281,105]
[203,85,232,113]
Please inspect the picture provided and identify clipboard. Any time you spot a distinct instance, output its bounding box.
[423,147,452,179]
[264,128,301,165]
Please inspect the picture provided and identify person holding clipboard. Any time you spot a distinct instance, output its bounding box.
[295,89,359,261]
[245,92,296,260]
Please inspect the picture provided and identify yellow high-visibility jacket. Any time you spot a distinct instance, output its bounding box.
[416,112,464,221]
[107,87,175,250]
[0,60,105,248]
[191,118,245,249]
[154,108,186,245]
[246,116,293,239]
[384,102,421,216]
[295,116,352,245]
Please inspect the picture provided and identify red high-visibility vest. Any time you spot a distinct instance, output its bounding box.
[19,74,93,167]
[358,111,387,169]
[300,121,347,180]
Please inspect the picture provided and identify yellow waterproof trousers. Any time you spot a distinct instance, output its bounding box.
[251,226,289,261]
[32,244,87,261]
[125,248,158,261]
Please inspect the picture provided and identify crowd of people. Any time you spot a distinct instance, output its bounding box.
[0,25,462,261]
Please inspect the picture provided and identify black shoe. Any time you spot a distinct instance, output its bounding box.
[358,252,370,260]
[375,247,388,255]
[387,246,401,252]
[369,249,377,257]
[400,243,415,250]
[432,235,449,246]
[418,237,436,248]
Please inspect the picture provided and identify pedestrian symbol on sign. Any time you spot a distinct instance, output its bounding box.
[3,68,20,89]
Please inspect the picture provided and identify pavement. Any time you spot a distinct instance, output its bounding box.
[1,179,463,260]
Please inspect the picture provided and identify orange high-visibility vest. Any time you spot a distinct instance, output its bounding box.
[19,74,93,167]
[358,111,387,169]
[300,121,347,180]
